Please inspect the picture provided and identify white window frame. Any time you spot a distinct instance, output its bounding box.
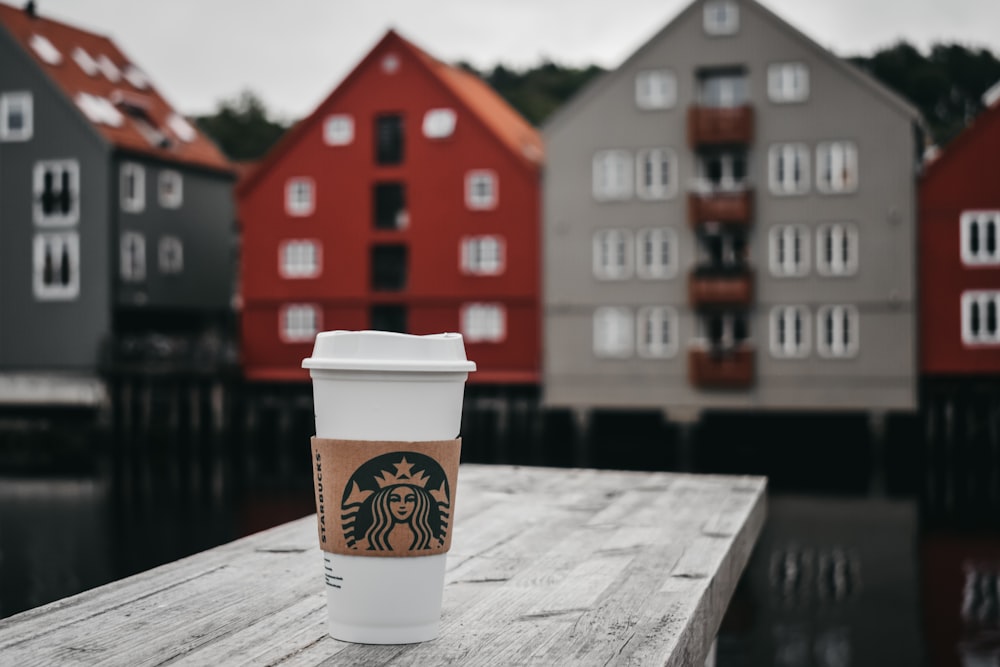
[323,114,354,146]
[635,227,678,280]
[422,108,457,139]
[158,236,184,274]
[461,303,506,343]
[593,306,634,358]
[635,148,677,200]
[0,92,33,141]
[592,150,633,201]
[703,0,739,35]
[33,160,80,226]
[280,303,321,343]
[960,211,1000,266]
[593,229,633,280]
[770,305,811,358]
[75,93,124,127]
[33,232,80,301]
[96,54,121,82]
[30,34,62,65]
[460,235,505,276]
[465,170,498,210]
[637,306,678,359]
[768,143,810,195]
[120,231,146,282]
[961,291,1000,346]
[816,305,859,358]
[635,70,677,110]
[815,222,859,277]
[120,162,145,214]
[123,64,150,90]
[767,63,810,103]
[769,224,810,277]
[158,170,183,209]
[72,47,99,76]
[285,177,315,217]
[279,239,321,279]
[167,113,196,143]
[816,141,859,194]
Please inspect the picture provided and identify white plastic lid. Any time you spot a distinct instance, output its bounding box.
[302,330,476,373]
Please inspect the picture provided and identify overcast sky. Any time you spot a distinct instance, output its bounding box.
[17,0,1000,121]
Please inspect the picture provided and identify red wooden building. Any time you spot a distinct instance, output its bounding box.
[237,30,542,384]
[920,88,1000,376]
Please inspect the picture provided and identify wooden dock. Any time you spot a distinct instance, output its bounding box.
[0,465,766,665]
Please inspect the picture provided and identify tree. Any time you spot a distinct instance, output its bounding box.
[195,90,289,161]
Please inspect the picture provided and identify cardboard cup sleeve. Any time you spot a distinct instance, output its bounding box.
[311,438,462,558]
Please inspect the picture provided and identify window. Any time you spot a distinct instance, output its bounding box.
[466,170,498,210]
[423,108,456,139]
[768,63,809,103]
[280,239,321,279]
[167,113,196,143]
[120,162,145,213]
[593,229,632,280]
[158,236,184,274]
[769,225,810,277]
[593,307,634,358]
[75,93,124,127]
[281,304,321,343]
[461,303,506,343]
[637,306,678,358]
[816,223,859,276]
[816,305,859,358]
[30,34,62,65]
[324,114,354,145]
[371,244,407,291]
[72,47,99,76]
[696,149,747,192]
[158,170,183,208]
[371,305,407,333]
[960,211,1000,265]
[285,178,314,217]
[635,148,677,199]
[635,70,676,110]
[697,312,750,350]
[123,64,150,90]
[768,143,810,195]
[382,53,400,74]
[962,291,1000,345]
[375,114,404,165]
[593,150,632,201]
[120,231,146,282]
[770,306,810,358]
[32,232,79,300]
[96,54,120,82]
[703,0,739,35]
[33,160,79,226]
[636,228,677,279]
[373,183,407,229]
[1,92,33,141]
[816,142,858,193]
[461,236,505,275]
[698,69,747,108]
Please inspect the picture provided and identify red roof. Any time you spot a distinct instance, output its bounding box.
[0,2,231,173]
[238,29,542,195]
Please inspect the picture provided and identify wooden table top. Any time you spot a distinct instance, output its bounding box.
[0,465,766,666]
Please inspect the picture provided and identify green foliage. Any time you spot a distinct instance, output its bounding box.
[849,41,1000,146]
[194,90,289,162]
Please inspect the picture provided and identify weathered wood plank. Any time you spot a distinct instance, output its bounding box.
[0,465,766,666]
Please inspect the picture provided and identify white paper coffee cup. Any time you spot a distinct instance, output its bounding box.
[303,330,475,644]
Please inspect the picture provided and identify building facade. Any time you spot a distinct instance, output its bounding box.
[0,3,235,384]
[238,30,542,384]
[920,86,1000,377]
[543,0,923,416]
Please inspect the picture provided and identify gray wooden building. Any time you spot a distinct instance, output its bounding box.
[542,0,925,419]
[0,3,234,395]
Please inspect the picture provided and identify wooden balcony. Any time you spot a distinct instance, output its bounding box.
[688,189,754,227]
[688,268,754,308]
[688,346,755,389]
[687,106,754,147]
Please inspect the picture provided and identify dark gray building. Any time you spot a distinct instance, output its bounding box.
[542,0,924,419]
[0,3,234,399]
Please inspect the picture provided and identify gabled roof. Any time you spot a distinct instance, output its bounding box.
[544,0,924,134]
[238,29,542,196]
[922,94,1000,181]
[0,2,231,173]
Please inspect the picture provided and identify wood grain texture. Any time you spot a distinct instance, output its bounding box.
[0,465,766,666]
